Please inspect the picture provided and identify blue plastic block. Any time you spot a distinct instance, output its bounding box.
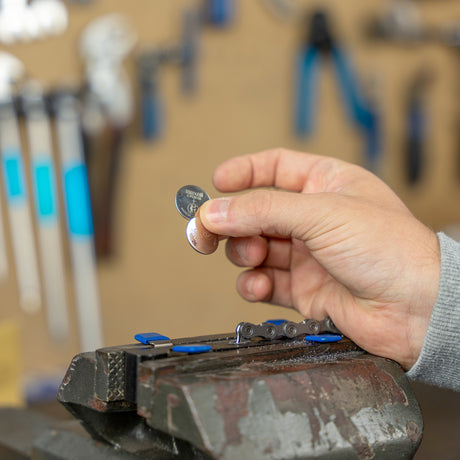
[134,332,171,345]
[305,334,342,343]
[265,319,287,326]
[172,345,212,354]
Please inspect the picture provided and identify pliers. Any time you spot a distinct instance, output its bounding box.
[295,11,379,168]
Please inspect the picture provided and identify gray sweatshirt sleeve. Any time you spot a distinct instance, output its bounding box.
[406,232,460,390]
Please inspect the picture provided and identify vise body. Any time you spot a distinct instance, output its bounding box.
[56,330,423,459]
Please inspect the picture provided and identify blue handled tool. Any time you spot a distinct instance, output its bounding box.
[181,8,201,94]
[405,69,432,185]
[362,100,381,172]
[0,52,41,311]
[54,91,104,352]
[22,82,69,340]
[203,0,234,27]
[295,11,378,167]
[138,8,200,142]
[138,57,164,141]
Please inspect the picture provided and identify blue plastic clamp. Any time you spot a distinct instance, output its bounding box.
[172,345,212,354]
[305,334,342,343]
[265,319,288,326]
[134,332,171,344]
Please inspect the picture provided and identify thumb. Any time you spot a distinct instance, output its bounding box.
[200,190,345,241]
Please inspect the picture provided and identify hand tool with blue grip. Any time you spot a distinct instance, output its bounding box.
[0,52,41,311]
[181,8,201,94]
[22,82,69,340]
[407,98,425,185]
[141,77,164,140]
[139,9,200,142]
[405,69,431,185]
[295,11,378,168]
[54,91,103,351]
[362,99,381,172]
[138,54,164,141]
[203,0,234,27]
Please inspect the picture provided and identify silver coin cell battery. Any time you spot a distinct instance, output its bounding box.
[186,215,219,255]
[175,185,210,220]
[175,185,218,255]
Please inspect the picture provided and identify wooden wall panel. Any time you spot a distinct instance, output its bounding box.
[0,0,459,381]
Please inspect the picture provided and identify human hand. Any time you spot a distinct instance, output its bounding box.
[199,148,440,370]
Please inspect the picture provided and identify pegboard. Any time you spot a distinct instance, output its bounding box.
[0,0,459,381]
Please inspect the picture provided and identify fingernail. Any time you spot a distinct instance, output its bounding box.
[204,198,231,224]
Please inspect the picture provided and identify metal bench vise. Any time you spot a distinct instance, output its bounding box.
[55,329,423,459]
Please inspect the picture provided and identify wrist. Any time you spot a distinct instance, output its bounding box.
[404,228,440,369]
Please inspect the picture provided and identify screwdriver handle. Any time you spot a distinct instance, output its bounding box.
[204,0,234,27]
[407,98,425,185]
[0,101,41,311]
[141,74,164,141]
[24,87,69,339]
[180,8,200,95]
[55,93,104,351]
[294,46,319,136]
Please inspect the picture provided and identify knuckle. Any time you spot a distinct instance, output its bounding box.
[247,190,273,221]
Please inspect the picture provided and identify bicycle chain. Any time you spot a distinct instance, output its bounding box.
[235,318,340,343]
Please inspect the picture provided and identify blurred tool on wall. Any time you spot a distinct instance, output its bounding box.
[438,23,460,179]
[137,1,237,144]
[0,52,42,312]
[137,7,201,142]
[294,10,379,170]
[203,0,234,27]
[22,81,70,341]
[0,0,68,44]
[80,14,136,258]
[259,0,301,21]
[367,0,423,44]
[361,72,382,173]
[0,1,241,358]
[405,67,432,185]
[365,1,458,183]
[54,90,104,351]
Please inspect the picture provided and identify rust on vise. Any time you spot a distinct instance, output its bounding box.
[144,353,422,459]
[263,358,409,459]
[214,381,251,445]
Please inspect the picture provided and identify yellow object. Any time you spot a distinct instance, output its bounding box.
[0,320,23,406]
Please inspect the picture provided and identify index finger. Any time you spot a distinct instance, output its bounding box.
[212,148,343,193]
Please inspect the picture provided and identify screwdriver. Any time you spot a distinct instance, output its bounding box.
[54,91,103,351]
[0,52,41,311]
[22,81,69,340]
